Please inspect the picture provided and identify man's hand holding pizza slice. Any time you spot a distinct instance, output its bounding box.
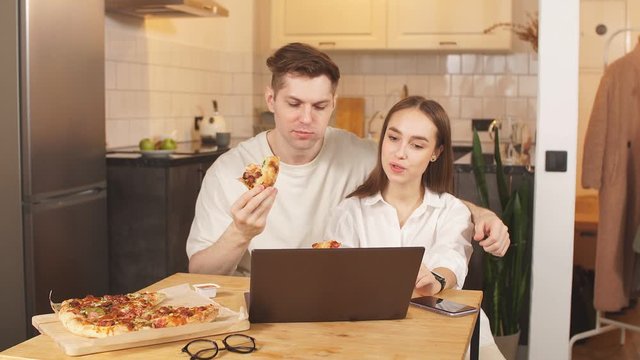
[231,156,280,243]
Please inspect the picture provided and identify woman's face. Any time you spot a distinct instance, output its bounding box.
[381,108,442,187]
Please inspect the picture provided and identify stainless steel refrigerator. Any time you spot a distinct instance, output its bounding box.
[0,0,108,347]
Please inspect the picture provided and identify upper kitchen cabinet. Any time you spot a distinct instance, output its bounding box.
[387,0,512,51]
[271,0,512,51]
[270,0,386,50]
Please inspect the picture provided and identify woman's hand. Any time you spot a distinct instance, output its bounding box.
[414,264,442,296]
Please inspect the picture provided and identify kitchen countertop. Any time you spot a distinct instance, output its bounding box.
[106,140,238,167]
[454,150,535,175]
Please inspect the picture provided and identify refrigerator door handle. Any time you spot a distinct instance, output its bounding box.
[25,182,107,212]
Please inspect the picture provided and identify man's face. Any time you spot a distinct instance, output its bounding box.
[265,74,336,155]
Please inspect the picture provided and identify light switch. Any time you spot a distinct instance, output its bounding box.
[545,151,567,172]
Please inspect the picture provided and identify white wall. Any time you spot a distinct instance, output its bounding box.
[528,0,579,358]
[104,0,256,148]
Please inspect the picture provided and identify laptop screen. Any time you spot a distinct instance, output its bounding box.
[249,247,425,323]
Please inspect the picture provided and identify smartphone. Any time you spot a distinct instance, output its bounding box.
[410,296,478,317]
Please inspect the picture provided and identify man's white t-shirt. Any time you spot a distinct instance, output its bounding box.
[186,127,377,275]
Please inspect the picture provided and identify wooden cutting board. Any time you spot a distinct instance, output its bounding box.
[32,284,250,356]
[32,312,249,356]
[335,97,365,137]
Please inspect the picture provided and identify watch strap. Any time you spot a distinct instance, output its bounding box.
[431,271,446,293]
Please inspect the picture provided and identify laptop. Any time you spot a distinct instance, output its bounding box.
[248,247,425,323]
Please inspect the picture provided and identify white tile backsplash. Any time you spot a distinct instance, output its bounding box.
[341,75,365,96]
[443,55,461,74]
[386,75,408,96]
[529,53,538,75]
[105,62,116,90]
[432,96,461,119]
[394,54,418,74]
[232,73,253,95]
[105,18,537,147]
[460,97,483,118]
[473,75,496,97]
[450,119,472,142]
[363,76,386,96]
[518,75,538,97]
[105,27,256,147]
[451,75,474,96]
[482,97,506,118]
[462,54,483,74]
[527,97,538,121]
[484,55,507,74]
[506,98,529,119]
[496,75,518,97]
[406,75,429,96]
[416,54,440,74]
[374,54,396,74]
[428,75,451,96]
[506,53,529,74]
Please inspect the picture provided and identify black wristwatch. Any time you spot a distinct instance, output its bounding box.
[431,271,446,293]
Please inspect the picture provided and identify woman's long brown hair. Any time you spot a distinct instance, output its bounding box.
[348,96,454,198]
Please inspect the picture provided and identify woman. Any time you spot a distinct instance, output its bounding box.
[325,96,503,359]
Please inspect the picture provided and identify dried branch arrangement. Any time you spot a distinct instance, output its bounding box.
[484,12,539,53]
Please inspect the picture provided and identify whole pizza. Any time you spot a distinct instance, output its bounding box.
[56,292,218,338]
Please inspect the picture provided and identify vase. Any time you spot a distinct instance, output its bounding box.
[494,331,520,360]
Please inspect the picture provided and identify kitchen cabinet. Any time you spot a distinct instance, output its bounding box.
[107,152,224,294]
[271,0,386,50]
[387,0,512,51]
[271,0,511,51]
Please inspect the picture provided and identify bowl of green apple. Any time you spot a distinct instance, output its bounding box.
[139,137,177,157]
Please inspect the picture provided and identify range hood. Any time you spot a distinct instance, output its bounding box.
[105,0,229,18]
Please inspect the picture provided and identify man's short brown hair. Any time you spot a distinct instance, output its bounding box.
[266,42,340,95]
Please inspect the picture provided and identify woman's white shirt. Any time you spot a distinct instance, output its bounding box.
[325,188,473,289]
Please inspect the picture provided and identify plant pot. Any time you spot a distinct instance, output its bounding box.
[494,331,520,360]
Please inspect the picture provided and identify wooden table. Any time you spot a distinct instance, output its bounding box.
[1,273,482,359]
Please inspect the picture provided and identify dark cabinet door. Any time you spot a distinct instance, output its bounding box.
[108,166,167,294]
[166,163,202,275]
[107,157,220,294]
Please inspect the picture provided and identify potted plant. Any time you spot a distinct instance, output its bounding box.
[470,127,533,360]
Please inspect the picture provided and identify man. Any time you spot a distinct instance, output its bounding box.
[187,42,510,277]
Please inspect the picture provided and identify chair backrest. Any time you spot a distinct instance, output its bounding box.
[463,241,484,290]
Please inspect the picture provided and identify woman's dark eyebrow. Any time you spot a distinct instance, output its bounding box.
[387,126,429,142]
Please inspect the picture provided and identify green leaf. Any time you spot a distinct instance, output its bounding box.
[493,127,509,212]
[471,129,490,209]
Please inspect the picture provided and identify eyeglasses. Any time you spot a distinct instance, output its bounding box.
[182,334,256,360]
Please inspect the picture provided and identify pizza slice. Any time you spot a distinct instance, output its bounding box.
[312,240,342,249]
[240,155,279,190]
[57,292,167,338]
[138,304,219,329]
